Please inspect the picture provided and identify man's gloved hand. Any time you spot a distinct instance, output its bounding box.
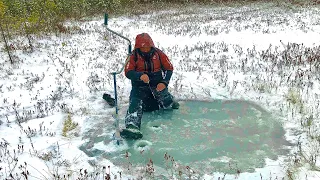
[140,74,149,83]
[156,83,166,91]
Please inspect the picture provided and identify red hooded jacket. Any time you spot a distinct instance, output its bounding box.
[125,33,173,87]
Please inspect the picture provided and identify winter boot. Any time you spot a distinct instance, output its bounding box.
[120,124,143,139]
[103,93,115,107]
[171,101,180,109]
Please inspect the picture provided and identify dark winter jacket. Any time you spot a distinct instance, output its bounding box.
[124,33,173,87]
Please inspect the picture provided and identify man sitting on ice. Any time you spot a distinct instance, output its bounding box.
[121,33,179,139]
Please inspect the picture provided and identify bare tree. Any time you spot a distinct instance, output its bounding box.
[22,0,34,52]
[0,19,14,64]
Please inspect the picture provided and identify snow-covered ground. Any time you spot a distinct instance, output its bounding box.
[1,2,320,179]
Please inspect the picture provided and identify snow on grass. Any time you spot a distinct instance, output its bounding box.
[1,2,320,179]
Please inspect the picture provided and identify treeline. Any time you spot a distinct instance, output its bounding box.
[0,0,209,56]
[0,0,317,64]
[0,0,138,64]
[0,0,199,41]
[0,0,133,34]
[0,0,318,35]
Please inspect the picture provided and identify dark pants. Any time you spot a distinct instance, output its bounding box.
[125,86,174,129]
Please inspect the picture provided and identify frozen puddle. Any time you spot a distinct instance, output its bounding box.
[79,100,293,175]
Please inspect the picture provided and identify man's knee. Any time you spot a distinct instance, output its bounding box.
[156,88,175,108]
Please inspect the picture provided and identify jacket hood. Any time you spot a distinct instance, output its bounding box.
[134,33,155,49]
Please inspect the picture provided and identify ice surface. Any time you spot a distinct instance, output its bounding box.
[80,100,292,176]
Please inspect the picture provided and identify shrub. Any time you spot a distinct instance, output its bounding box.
[285,88,302,105]
[62,114,78,137]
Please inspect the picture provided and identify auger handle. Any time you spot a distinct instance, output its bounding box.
[104,13,132,55]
